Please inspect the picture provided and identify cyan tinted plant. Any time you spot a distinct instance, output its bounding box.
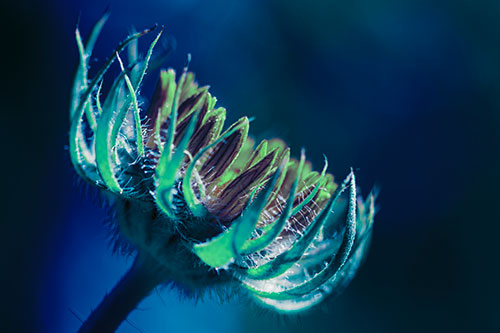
[69,13,376,332]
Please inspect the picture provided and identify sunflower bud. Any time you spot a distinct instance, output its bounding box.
[69,17,375,314]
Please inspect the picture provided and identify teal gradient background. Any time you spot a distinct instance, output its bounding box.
[2,0,499,332]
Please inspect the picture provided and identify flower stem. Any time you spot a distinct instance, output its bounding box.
[78,254,168,333]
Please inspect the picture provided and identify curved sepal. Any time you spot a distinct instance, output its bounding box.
[290,156,328,216]
[181,117,246,217]
[155,109,200,218]
[118,28,163,157]
[96,33,162,194]
[192,161,285,268]
[251,226,371,312]
[240,149,306,255]
[237,170,353,280]
[70,25,157,184]
[240,171,360,299]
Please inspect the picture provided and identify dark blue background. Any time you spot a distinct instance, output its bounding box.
[3,0,499,332]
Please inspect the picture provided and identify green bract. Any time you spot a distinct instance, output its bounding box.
[69,17,375,313]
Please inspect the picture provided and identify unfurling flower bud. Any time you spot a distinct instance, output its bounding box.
[69,14,376,318]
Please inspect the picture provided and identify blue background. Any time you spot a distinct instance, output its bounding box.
[2,0,500,332]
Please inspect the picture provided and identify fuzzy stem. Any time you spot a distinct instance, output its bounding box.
[78,253,168,333]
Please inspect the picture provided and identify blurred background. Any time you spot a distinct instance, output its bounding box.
[2,0,500,332]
